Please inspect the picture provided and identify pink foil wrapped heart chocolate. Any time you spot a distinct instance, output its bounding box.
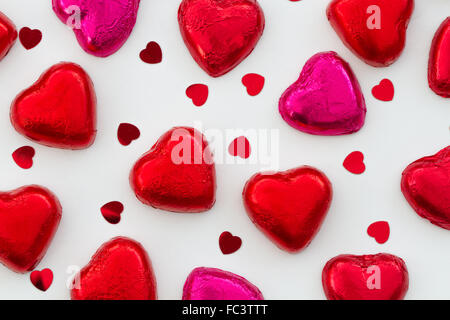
[183,267,263,300]
[52,0,141,57]
[279,52,366,136]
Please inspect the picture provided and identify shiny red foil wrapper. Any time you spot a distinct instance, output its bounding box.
[10,62,97,150]
[243,166,332,253]
[327,0,414,67]
[401,146,450,230]
[178,0,265,77]
[322,253,409,300]
[130,127,216,213]
[0,186,62,273]
[0,11,17,61]
[71,237,157,300]
[428,18,450,98]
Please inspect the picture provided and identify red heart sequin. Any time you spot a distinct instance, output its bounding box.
[186,84,208,107]
[243,166,332,252]
[19,27,42,50]
[10,62,97,150]
[12,146,35,169]
[101,201,124,224]
[401,146,450,230]
[327,0,414,67]
[0,11,17,61]
[322,253,409,300]
[242,73,265,96]
[372,79,394,101]
[228,136,251,159]
[130,127,216,213]
[428,18,450,98]
[367,221,390,244]
[140,41,162,64]
[30,268,53,292]
[343,151,366,174]
[71,237,157,300]
[178,0,265,77]
[117,123,140,146]
[219,231,242,255]
[0,186,61,273]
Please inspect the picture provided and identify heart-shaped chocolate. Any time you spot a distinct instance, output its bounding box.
[243,166,332,252]
[279,52,366,136]
[0,185,61,273]
[178,0,265,77]
[10,62,97,150]
[130,127,216,213]
[327,0,414,67]
[52,0,141,57]
[71,237,157,300]
[183,267,263,300]
[322,253,409,300]
[428,18,450,98]
[401,146,450,230]
[0,11,17,61]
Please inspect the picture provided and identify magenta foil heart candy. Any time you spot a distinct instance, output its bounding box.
[279,52,366,135]
[52,0,140,57]
[183,267,264,300]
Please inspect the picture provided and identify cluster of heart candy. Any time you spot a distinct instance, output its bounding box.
[0,0,449,300]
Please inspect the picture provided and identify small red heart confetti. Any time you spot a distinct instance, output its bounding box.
[186,84,208,107]
[19,27,42,50]
[140,41,162,64]
[30,268,53,292]
[12,146,35,169]
[367,221,390,244]
[343,151,366,174]
[101,201,124,224]
[117,123,140,146]
[242,73,265,96]
[228,136,251,159]
[219,231,242,255]
[372,79,395,101]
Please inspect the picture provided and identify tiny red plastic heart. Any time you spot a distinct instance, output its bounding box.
[219,232,242,254]
[228,136,251,159]
[343,151,366,174]
[30,268,53,292]
[242,73,265,96]
[186,84,208,107]
[101,201,124,224]
[117,123,140,146]
[367,221,390,244]
[372,79,394,101]
[140,41,162,64]
[19,27,42,50]
[12,146,35,169]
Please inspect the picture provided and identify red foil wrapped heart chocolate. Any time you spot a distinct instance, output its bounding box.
[0,185,61,273]
[401,146,450,230]
[183,267,263,300]
[327,0,414,67]
[243,166,332,252]
[130,127,216,213]
[428,18,450,98]
[322,253,409,300]
[71,237,157,300]
[178,0,265,77]
[0,11,17,61]
[52,0,141,57]
[279,52,366,136]
[10,62,97,150]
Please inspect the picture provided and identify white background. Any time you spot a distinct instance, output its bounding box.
[0,0,449,300]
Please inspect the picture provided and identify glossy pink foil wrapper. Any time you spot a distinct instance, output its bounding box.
[182,267,264,300]
[279,51,366,135]
[52,0,140,57]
